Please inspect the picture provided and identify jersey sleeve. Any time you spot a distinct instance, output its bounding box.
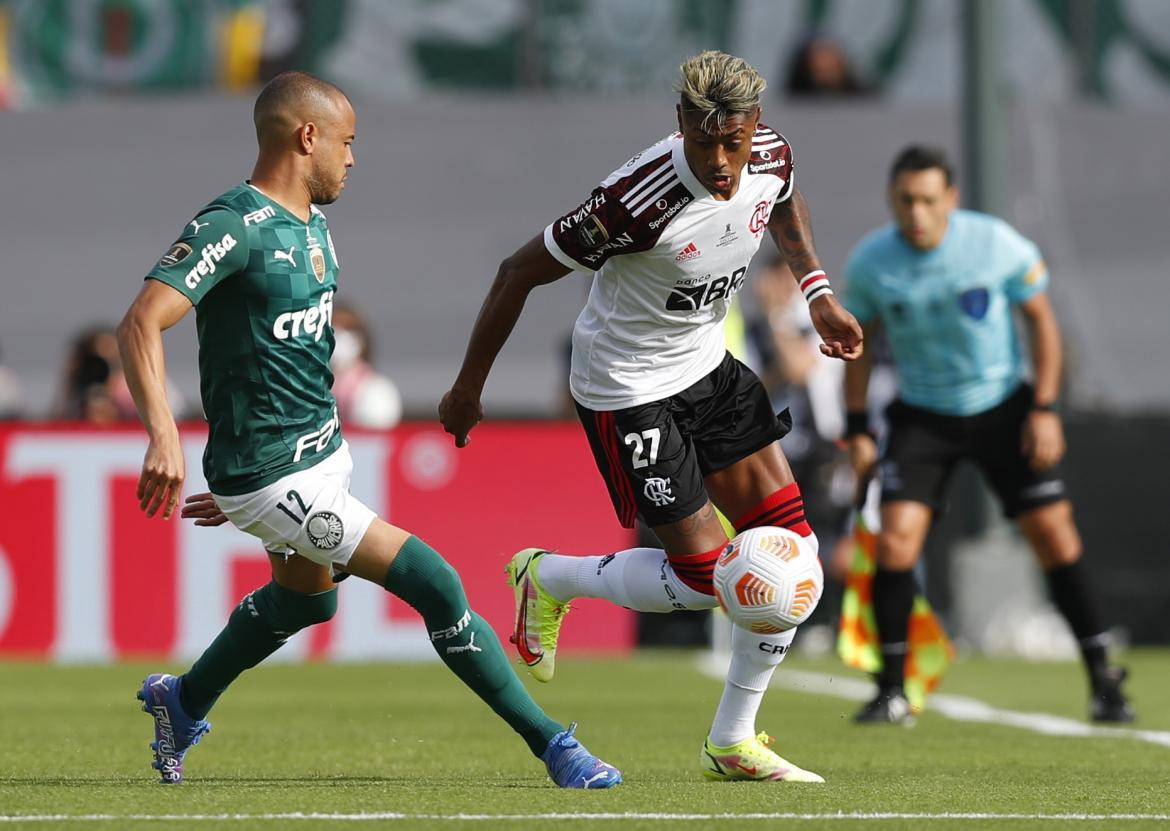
[841,247,879,324]
[997,221,1049,303]
[543,143,687,273]
[145,207,248,305]
[748,124,796,203]
[543,183,640,273]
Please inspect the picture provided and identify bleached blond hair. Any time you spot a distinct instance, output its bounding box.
[676,50,766,131]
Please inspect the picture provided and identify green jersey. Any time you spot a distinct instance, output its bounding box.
[146,182,343,495]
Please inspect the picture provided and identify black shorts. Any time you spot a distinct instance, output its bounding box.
[879,385,1068,518]
[576,352,791,529]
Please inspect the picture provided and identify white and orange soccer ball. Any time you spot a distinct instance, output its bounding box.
[712,526,824,634]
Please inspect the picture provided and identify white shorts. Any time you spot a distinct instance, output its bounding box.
[213,441,378,569]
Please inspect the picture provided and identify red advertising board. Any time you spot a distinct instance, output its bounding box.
[0,423,636,661]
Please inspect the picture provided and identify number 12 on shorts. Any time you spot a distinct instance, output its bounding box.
[624,428,661,469]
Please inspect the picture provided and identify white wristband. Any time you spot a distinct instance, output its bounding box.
[800,269,833,303]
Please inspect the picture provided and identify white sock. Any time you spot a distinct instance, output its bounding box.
[707,625,796,747]
[536,548,717,613]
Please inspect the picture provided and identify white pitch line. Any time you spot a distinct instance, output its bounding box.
[2,812,1170,823]
[698,655,1170,749]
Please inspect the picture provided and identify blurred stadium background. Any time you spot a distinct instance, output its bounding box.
[0,0,1167,674]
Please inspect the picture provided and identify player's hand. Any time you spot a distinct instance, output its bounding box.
[809,294,863,360]
[438,385,484,448]
[1021,410,1065,470]
[181,492,229,527]
[137,431,185,519]
[847,433,879,481]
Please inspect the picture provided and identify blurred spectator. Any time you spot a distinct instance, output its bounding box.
[331,303,402,429]
[0,342,26,420]
[55,326,184,423]
[747,255,853,616]
[784,34,872,99]
[55,327,131,423]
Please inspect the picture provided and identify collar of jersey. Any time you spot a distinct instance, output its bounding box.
[670,137,750,208]
[244,181,318,226]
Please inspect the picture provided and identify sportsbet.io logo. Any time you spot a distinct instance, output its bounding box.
[305,511,344,550]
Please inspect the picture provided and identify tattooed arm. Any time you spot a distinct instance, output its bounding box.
[767,187,863,361]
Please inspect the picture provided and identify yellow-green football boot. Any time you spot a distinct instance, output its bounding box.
[700,731,825,782]
[505,548,571,683]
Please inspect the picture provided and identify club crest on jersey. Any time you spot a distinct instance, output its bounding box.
[748,201,771,235]
[159,242,192,267]
[578,214,610,248]
[305,511,344,550]
[310,247,327,283]
[958,287,990,320]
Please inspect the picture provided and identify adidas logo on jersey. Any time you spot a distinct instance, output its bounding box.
[184,234,238,289]
[675,242,701,262]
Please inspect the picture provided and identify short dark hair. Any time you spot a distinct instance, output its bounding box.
[253,71,348,142]
[889,145,954,186]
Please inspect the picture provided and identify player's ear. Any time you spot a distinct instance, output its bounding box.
[675,103,683,133]
[299,122,318,155]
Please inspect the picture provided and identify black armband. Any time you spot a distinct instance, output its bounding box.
[1031,401,1059,413]
[845,411,873,438]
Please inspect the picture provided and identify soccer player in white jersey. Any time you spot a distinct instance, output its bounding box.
[440,51,863,782]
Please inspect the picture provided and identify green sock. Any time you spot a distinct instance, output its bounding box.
[383,536,563,756]
[180,581,338,720]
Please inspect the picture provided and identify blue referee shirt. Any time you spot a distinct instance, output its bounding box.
[842,210,1048,416]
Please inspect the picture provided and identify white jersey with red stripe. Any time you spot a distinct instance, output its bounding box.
[544,124,795,411]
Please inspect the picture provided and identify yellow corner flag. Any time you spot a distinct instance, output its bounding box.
[836,501,955,713]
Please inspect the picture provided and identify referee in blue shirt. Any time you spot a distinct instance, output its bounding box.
[841,146,1132,724]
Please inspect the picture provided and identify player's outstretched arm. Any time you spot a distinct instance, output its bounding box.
[767,187,863,361]
[117,280,193,519]
[844,320,880,484]
[439,234,570,447]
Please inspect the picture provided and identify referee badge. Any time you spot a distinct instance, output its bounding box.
[306,511,344,549]
[958,287,990,320]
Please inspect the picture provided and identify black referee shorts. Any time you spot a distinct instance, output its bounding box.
[575,352,792,529]
[879,385,1068,518]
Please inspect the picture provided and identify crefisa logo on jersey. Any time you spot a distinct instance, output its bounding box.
[184,234,239,289]
[273,289,335,342]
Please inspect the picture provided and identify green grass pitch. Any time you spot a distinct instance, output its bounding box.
[1,650,1168,830]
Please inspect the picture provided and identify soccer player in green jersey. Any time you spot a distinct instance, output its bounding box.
[117,71,621,788]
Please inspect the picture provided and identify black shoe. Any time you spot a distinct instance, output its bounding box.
[1090,667,1135,723]
[854,686,915,725]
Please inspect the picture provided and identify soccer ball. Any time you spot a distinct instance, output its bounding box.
[712,526,824,633]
